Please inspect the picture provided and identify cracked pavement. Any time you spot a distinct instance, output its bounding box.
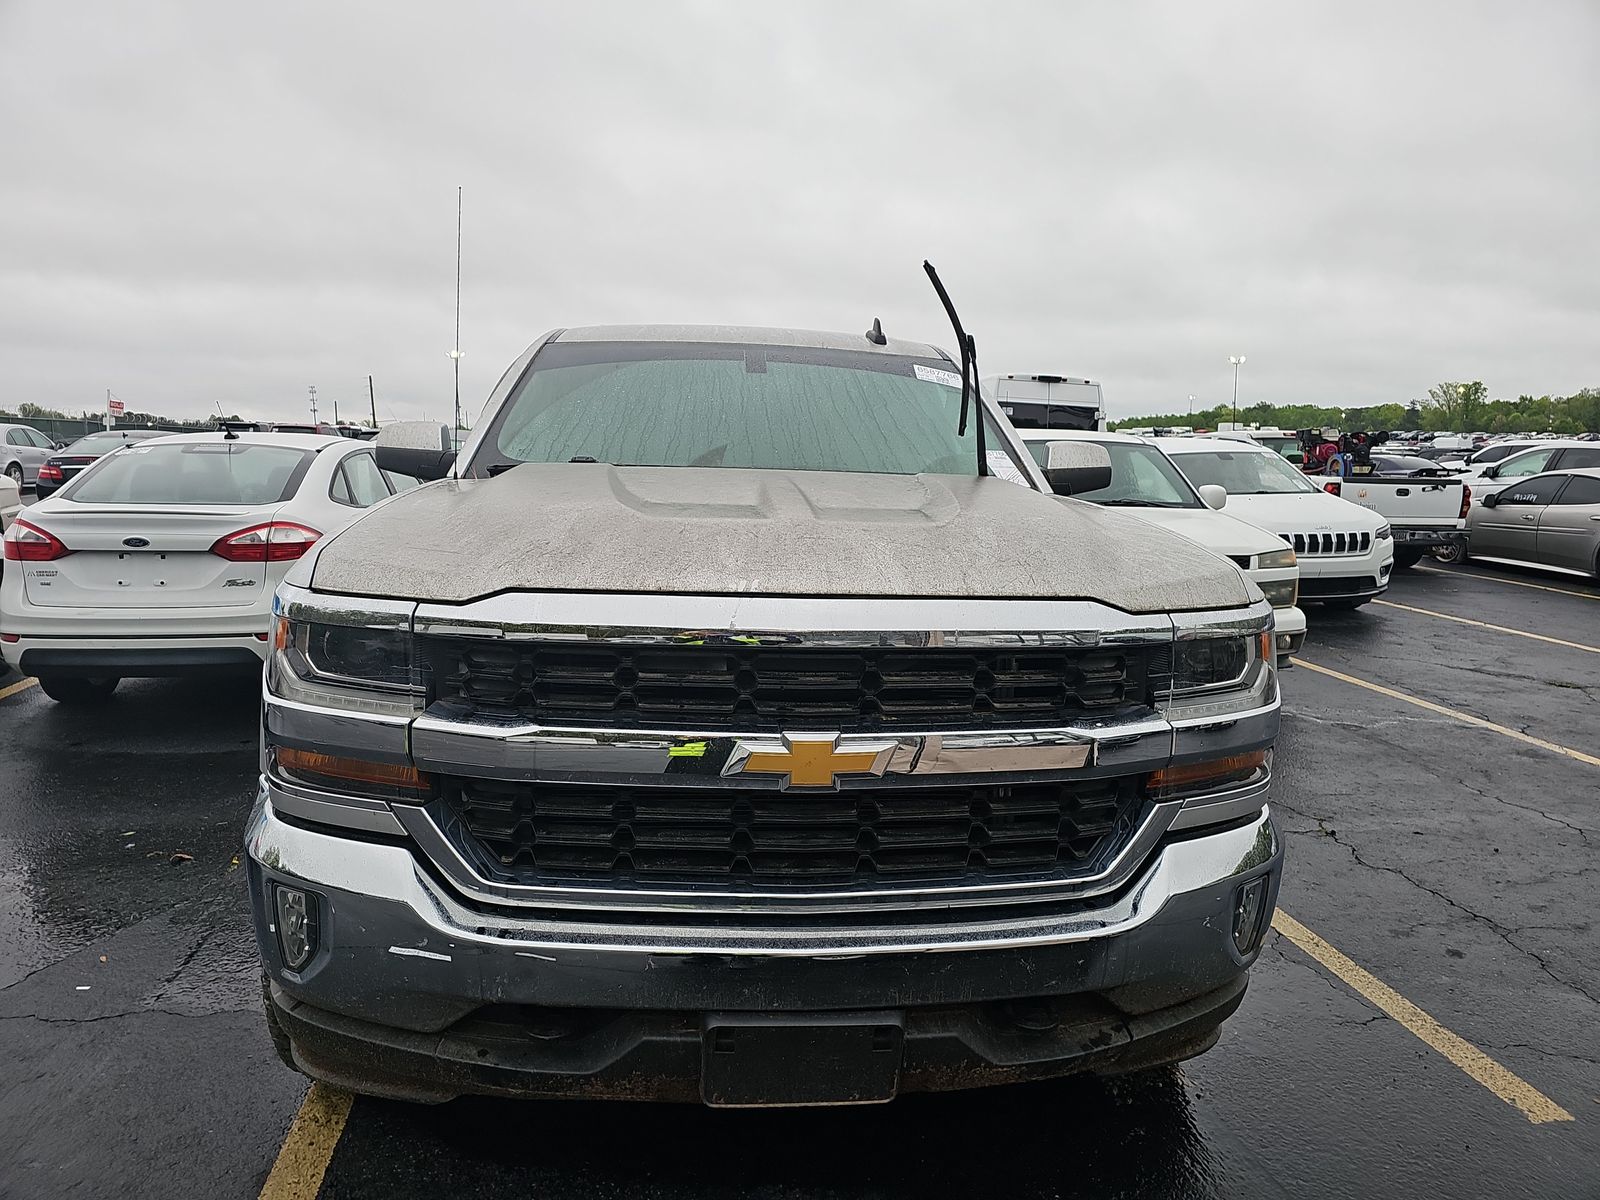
[1,562,1596,1199]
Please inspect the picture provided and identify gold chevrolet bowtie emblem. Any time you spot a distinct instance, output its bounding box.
[727,734,896,788]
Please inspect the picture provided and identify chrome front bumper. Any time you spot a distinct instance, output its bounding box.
[249,793,1281,1032]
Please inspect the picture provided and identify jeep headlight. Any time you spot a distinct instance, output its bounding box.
[1375,524,1392,541]
[1256,548,1297,569]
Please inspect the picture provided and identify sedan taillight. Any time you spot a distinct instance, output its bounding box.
[210,521,321,563]
[1322,480,1342,496]
[2,518,73,562]
[37,463,65,484]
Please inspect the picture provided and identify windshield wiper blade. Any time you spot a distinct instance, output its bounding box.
[922,261,987,477]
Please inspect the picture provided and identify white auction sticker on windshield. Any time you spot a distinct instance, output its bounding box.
[985,452,1030,486]
[913,364,962,389]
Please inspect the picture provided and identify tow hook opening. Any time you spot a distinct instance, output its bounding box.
[1232,877,1271,955]
[272,883,322,970]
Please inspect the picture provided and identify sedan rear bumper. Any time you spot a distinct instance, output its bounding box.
[0,589,272,677]
[13,639,265,677]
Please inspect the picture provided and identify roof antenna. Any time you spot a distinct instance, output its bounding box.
[922,261,988,476]
[865,317,886,346]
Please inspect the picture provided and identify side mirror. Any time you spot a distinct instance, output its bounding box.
[1481,492,1498,508]
[1198,484,1228,510]
[1482,465,1498,479]
[374,421,457,482]
[1041,441,1112,496]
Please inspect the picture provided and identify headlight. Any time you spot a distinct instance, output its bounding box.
[280,619,413,690]
[1173,627,1271,693]
[1256,548,1297,569]
[1257,578,1299,608]
[1375,524,1392,541]
[266,589,423,717]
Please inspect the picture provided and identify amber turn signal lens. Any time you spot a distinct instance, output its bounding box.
[275,746,430,790]
[1148,750,1268,795]
[272,616,291,652]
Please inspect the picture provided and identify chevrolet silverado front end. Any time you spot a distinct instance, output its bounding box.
[248,323,1282,1106]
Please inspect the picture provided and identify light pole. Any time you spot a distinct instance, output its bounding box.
[308,385,318,424]
[1228,356,1246,426]
[1188,394,1196,418]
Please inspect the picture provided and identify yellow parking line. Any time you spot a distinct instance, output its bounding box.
[1290,657,1600,768]
[259,1084,352,1200]
[1372,599,1600,656]
[1414,563,1599,602]
[1272,911,1573,1125]
[0,676,38,701]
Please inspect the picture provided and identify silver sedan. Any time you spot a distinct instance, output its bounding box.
[1466,467,1600,579]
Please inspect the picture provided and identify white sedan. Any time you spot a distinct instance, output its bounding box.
[1017,430,1307,665]
[0,431,417,704]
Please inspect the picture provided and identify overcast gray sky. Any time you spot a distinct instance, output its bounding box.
[2,1,1596,424]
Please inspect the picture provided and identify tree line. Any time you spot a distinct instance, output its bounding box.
[1,402,244,430]
[1110,382,1600,436]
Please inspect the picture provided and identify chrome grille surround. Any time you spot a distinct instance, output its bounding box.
[266,585,1278,917]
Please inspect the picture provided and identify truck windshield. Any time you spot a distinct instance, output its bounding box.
[1025,440,1201,508]
[476,341,1026,479]
[1174,449,1319,495]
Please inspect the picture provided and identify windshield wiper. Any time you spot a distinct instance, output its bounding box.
[1098,498,1186,508]
[922,261,987,477]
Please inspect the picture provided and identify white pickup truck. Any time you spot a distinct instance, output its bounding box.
[1314,452,1469,568]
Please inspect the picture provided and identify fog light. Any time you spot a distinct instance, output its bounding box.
[1276,633,1292,651]
[272,884,319,970]
[1233,877,1269,955]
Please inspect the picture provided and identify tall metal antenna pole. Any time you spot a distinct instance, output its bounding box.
[451,186,463,438]
[309,385,318,424]
[368,375,378,429]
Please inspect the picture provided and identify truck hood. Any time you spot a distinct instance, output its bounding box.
[307,464,1256,612]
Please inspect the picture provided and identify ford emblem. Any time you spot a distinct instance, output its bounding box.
[122,537,150,549]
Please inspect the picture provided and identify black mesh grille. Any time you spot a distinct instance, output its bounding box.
[419,640,1158,732]
[443,777,1138,886]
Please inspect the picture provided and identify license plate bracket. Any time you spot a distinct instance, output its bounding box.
[700,1013,904,1107]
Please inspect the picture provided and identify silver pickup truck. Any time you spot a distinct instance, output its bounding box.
[250,323,1282,1106]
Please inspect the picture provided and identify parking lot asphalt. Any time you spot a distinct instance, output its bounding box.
[1,562,1596,1199]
